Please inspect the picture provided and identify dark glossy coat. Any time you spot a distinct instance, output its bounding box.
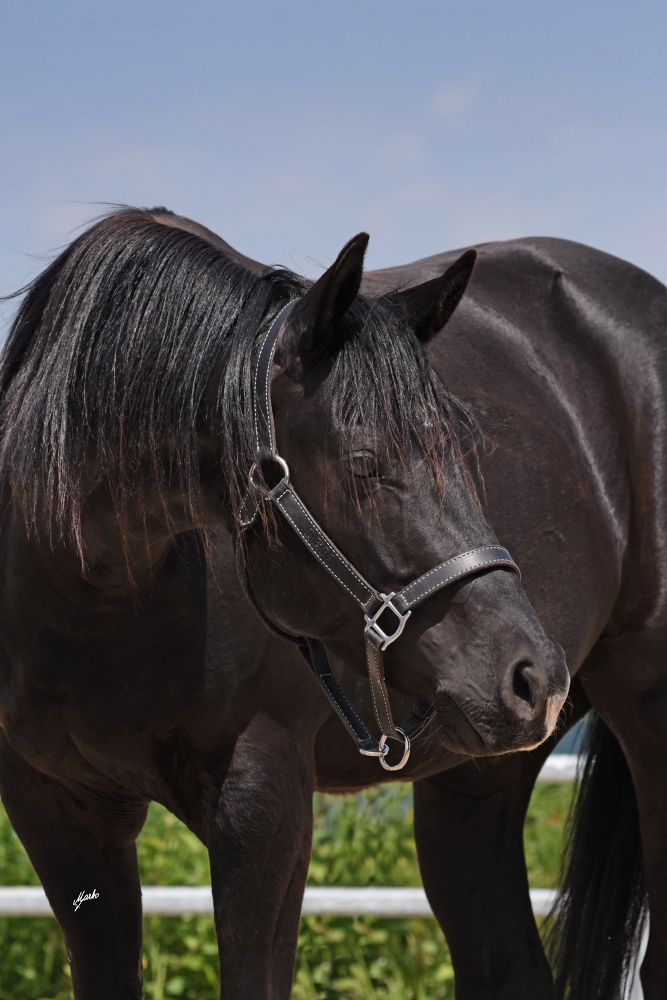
[0,212,664,1000]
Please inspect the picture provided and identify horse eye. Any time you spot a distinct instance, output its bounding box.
[348,451,379,479]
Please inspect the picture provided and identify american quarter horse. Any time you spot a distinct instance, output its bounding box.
[0,209,568,999]
[158,210,667,1000]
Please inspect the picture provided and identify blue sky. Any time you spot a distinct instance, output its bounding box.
[1,0,664,333]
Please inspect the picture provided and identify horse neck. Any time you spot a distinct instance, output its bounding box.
[79,501,178,593]
[7,486,202,604]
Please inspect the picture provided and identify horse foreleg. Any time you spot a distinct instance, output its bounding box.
[413,684,588,1000]
[0,735,147,999]
[414,755,552,999]
[208,711,314,1000]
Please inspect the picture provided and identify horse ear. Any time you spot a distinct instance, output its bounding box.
[288,233,369,361]
[398,248,477,343]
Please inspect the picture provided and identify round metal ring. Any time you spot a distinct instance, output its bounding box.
[378,728,411,771]
[273,454,290,482]
[249,457,290,486]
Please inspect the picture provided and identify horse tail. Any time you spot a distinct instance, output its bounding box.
[546,711,648,1000]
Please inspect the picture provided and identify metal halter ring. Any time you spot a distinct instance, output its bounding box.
[239,457,291,529]
[364,593,412,651]
[379,728,411,771]
[249,455,290,488]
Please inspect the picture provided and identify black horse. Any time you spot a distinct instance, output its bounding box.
[165,210,667,1000]
[0,209,568,999]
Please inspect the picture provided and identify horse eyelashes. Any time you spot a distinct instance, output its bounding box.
[348,452,379,479]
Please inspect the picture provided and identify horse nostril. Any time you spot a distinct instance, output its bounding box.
[512,660,536,709]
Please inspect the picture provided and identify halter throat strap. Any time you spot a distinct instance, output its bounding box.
[238,300,520,769]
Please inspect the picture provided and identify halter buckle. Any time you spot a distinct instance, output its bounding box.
[364,593,411,651]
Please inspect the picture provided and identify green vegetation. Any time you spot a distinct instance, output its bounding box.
[524,782,576,890]
[0,780,575,999]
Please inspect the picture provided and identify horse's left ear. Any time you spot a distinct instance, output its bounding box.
[398,249,477,343]
[288,232,369,361]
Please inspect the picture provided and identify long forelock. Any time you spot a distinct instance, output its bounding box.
[327,294,482,494]
[0,208,303,558]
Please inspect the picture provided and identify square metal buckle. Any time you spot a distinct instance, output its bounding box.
[364,593,411,651]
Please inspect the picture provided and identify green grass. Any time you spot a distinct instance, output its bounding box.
[0,780,575,999]
[524,782,576,889]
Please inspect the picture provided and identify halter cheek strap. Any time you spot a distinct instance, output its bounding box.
[237,301,520,770]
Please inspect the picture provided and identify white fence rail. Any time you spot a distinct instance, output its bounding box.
[0,884,560,919]
[536,752,579,782]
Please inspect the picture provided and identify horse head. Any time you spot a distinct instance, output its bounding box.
[239,232,569,756]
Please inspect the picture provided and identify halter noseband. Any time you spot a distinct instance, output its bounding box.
[237,301,520,770]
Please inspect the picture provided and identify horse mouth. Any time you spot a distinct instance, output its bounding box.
[434,691,489,755]
[435,688,560,756]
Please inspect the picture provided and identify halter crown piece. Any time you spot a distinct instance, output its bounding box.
[236,301,520,770]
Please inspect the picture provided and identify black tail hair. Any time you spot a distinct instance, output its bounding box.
[546,712,647,999]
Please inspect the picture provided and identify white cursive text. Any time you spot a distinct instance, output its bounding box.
[73,889,99,912]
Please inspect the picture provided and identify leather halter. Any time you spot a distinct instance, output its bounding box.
[237,300,520,770]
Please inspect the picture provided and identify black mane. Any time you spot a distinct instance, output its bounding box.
[0,207,477,558]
